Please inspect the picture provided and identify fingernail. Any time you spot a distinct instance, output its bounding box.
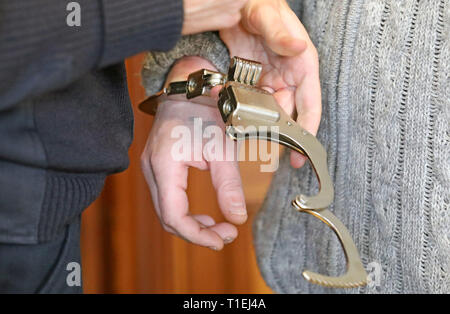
[230,209,247,216]
[224,237,235,244]
[209,246,219,251]
[229,201,247,216]
[228,194,247,216]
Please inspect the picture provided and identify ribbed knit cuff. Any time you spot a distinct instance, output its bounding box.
[38,171,106,242]
[100,0,183,67]
[142,32,230,96]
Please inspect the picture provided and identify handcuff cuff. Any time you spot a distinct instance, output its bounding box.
[138,57,368,288]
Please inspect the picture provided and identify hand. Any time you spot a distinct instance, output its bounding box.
[221,0,321,168]
[142,0,320,249]
[141,57,247,251]
[182,0,248,35]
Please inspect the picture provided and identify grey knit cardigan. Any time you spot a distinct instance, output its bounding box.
[142,0,449,293]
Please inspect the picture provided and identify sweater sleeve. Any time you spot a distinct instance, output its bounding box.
[0,0,183,110]
[141,32,230,96]
[141,0,307,96]
[142,0,310,95]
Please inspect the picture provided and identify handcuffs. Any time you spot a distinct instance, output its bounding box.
[139,57,368,288]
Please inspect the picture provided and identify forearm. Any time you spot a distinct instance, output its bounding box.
[0,0,182,109]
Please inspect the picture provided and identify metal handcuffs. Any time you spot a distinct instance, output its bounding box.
[138,57,367,288]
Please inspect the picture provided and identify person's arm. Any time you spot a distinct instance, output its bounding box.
[141,0,306,96]
[142,32,230,97]
[141,0,322,249]
[0,0,183,109]
[0,0,248,110]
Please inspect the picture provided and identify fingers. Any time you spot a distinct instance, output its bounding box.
[191,214,216,227]
[291,49,322,168]
[272,87,296,117]
[270,86,311,169]
[182,0,247,35]
[140,54,246,250]
[190,215,237,243]
[209,159,247,226]
[295,55,321,136]
[140,101,240,250]
[243,0,307,57]
[290,150,308,169]
[150,154,233,250]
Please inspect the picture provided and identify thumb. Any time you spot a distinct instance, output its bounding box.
[209,159,247,226]
[242,1,306,56]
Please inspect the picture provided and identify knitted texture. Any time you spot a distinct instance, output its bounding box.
[142,0,450,293]
[142,32,230,94]
[0,0,183,244]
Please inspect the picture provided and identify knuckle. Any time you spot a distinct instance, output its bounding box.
[248,2,274,27]
[140,152,150,170]
[162,224,172,233]
[248,8,262,28]
[161,211,176,228]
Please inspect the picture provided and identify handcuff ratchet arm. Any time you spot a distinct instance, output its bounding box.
[138,57,367,288]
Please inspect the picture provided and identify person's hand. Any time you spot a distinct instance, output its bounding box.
[141,0,321,250]
[220,0,321,168]
[182,0,248,35]
[141,57,246,251]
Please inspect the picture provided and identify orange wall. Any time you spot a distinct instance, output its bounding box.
[80,54,274,294]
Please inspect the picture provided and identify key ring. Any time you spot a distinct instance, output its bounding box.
[138,57,368,288]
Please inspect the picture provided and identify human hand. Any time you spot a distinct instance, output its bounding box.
[141,56,246,251]
[142,0,320,249]
[182,0,248,35]
[220,0,321,168]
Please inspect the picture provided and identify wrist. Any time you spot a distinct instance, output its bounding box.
[166,56,219,85]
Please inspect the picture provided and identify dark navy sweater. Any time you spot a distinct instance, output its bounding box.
[0,0,183,243]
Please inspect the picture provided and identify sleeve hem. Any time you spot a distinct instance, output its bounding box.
[141,32,230,96]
